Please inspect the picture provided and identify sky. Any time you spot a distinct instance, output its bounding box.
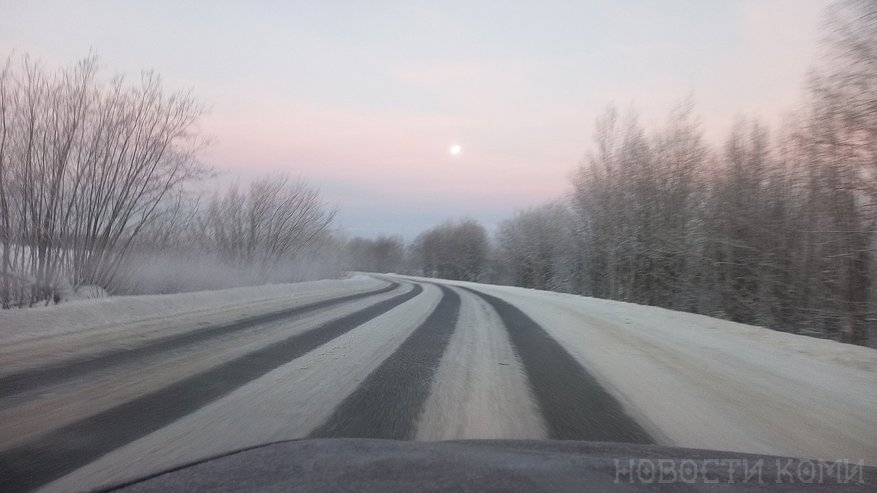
[1,0,830,239]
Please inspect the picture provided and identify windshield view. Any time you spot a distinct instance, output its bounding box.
[0,1,875,491]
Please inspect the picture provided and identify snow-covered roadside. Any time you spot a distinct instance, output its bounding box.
[393,275,877,464]
[0,274,387,374]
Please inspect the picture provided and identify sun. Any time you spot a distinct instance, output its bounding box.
[449,144,462,155]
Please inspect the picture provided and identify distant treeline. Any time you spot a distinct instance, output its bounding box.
[368,0,876,346]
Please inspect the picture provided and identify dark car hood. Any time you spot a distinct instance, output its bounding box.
[101,439,875,492]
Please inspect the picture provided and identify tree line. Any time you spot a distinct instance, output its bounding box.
[380,0,875,346]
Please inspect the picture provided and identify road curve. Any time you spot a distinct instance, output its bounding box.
[0,274,874,492]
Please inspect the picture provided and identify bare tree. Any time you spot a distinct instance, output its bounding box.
[0,56,12,306]
[0,54,208,306]
[496,202,576,291]
[201,176,336,279]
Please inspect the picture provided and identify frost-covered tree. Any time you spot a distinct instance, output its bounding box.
[344,235,406,273]
[0,55,208,306]
[413,219,489,282]
[496,202,577,291]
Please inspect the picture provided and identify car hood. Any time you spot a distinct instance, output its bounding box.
[100,438,876,492]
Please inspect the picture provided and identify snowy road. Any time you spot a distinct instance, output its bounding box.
[0,274,875,492]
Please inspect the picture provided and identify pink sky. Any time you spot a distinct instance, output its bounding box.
[2,0,830,238]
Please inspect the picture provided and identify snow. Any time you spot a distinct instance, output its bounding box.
[401,276,877,465]
[0,274,386,375]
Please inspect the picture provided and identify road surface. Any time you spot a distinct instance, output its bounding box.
[0,274,875,492]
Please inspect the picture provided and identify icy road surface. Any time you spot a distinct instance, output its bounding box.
[0,274,875,492]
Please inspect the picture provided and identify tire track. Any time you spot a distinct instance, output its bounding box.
[309,285,461,439]
[0,284,422,493]
[461,287,653,444]
[414,286,547,439]
[0,282,398,401]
